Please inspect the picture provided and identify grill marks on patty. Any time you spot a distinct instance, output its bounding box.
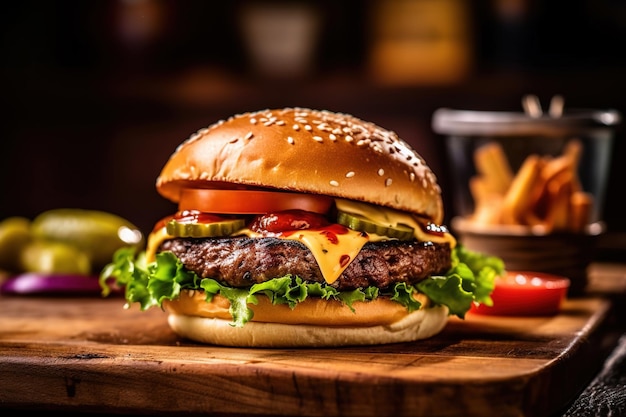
[159,237,451,291]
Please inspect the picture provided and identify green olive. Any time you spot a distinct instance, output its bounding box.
[0,216,32,272]
[20,240,91,275]
[31,209,144,269]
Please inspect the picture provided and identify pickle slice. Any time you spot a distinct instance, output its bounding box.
[336,210,414,240]
[166,218,245,238]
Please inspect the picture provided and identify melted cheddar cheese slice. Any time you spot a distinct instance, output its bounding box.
[246,227,370,285]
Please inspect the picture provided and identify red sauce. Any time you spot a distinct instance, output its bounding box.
[316,224,352,243]
[250,210,330,234]
[251,211,354,253]
[173,210,224,224]
[470,271,570,316]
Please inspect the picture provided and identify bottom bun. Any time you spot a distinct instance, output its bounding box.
[166,303,450,348]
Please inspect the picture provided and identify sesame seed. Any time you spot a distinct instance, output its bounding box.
[329,133,337,141]
[229,137,239,143]
[313,136,323,142]
[276,120,285,126]
[378,168,385,176]
[292,124,300,131]
[244,132,254,140]
[304,125,312,131]
[410,172,416,182]
[385,178,393,187]
[330,180,339,187]
[345,171,355,178]
[345,135,354,142]
[250,118,257,124]
[287,136,294,144]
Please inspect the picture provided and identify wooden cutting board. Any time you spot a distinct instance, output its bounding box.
[0,290,621,417]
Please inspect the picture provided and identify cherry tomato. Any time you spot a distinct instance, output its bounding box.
[470,271,570,316]
[179,189,333,214]
[250,210,330,234]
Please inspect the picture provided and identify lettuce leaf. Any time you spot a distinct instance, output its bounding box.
[100,244,504,326]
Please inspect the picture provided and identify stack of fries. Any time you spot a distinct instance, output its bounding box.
[469,140,592,233]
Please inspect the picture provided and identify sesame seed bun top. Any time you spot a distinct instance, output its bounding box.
[156,108,444,224]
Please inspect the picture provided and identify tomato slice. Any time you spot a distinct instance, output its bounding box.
[470,271,570,316]
[178,189,334,214]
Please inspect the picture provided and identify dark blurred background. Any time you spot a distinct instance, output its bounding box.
[1,0,625,249]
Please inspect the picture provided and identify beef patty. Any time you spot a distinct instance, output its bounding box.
[159,237,451,291]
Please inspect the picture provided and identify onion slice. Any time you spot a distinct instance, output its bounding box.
[0,272,111,295]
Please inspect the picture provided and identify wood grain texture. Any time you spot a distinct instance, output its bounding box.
[0,292,621,417]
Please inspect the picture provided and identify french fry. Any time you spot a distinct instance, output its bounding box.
[564,139,583,192]
[469,176,504,225]
[525,155,554,219]
[540,139,583,192]
[570,191,593,233]
[564,139,582,167]
[469,176,488,203]
[544,170,573,232]
[473,142,514,195]
[541,154,574,182]
[473,200,504,225]
[469,176,500,205]
[501,155,544,225]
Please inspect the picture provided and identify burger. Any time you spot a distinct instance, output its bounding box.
[100,108,503,347]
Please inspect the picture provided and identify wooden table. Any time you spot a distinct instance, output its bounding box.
[1,263,624,417]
